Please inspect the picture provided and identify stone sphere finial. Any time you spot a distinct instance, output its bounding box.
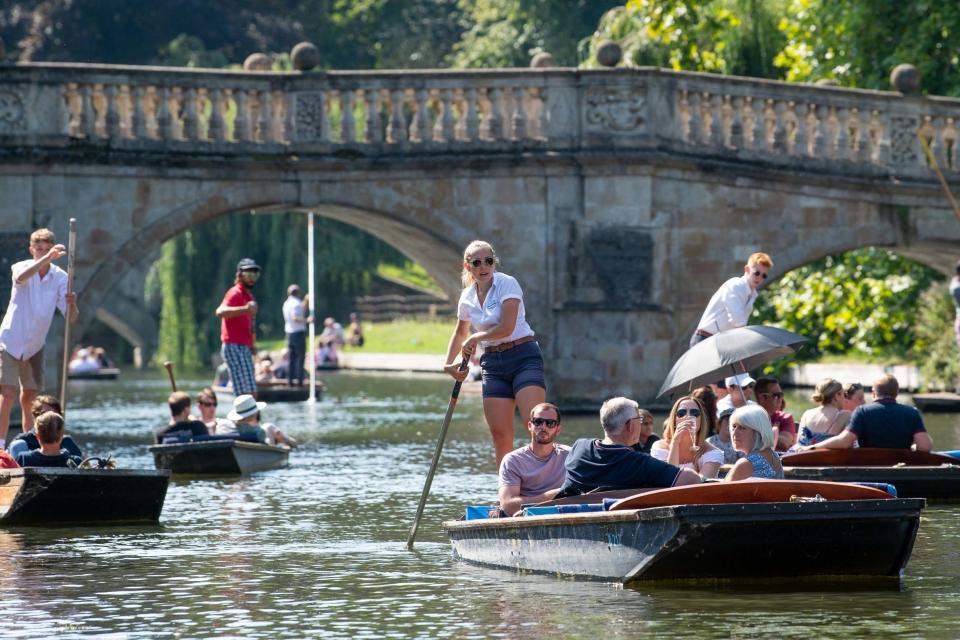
[596,40,622,68]
[890,64,922,94]
[530,52,557,68]
[291,42,320,71]
[243,53,272,71]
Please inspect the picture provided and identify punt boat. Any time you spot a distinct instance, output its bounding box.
[149,438,290,475]
[213,380,325,403]
[911,392,960,412]
[67,367,120,381]
[444,480,923,584]
[780,448,960,500]
[0,467,169,525]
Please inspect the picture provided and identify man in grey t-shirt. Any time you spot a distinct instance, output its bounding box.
[498,402,570,516]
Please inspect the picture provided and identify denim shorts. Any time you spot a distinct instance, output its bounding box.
[480,340,546,399]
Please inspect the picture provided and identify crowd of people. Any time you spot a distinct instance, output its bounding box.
[155,389,296,448]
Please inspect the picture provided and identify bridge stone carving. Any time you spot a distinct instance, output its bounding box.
[2,62,959,405]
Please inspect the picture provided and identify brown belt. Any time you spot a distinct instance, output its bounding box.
[484,335,536,353]
[695,329,714,338]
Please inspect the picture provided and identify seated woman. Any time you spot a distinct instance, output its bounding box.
[723,405,784,481]
[223,394,297,448]
[195,388,233,435]
[796,378,850,448]
[633,408,660,454]
[650,396,723,479]
[706,406,740,464]
[8,395,83,460]
[15,412,82,467]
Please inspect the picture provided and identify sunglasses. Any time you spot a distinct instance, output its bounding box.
[531,417,559,428]
[199,401,217,407]
[752,270,768,280]
[676,408,701,418]
[758,392,784,399]
[240,270,260,279]
[468,257,496,268]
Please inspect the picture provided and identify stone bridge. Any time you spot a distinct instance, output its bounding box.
[1,61,959,405]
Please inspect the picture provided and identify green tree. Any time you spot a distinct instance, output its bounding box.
[911,285,960,390]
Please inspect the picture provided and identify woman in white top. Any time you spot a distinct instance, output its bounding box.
[796,378,850,447]
[650,396,724,479]
[443,240,546,466]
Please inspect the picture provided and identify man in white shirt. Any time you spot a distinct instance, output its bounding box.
[690,252,773,348]
[0,228,79,448]
[498,402,570,516]
[281,284,311,387]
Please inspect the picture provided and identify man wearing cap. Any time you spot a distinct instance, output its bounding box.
[0,228,79,450]
[716,373,757,414]
[690,252,773,348]
[282,284,311,387]
[216,259,261,397]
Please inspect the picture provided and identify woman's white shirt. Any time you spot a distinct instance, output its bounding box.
[458,272,534,347]
[651,444,724,471]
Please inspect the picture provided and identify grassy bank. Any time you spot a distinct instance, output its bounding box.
[257,318,451,355]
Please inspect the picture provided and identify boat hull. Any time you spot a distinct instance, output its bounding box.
[912,392,960,412]
[783,465,960,500]
[445,499,923,583]
[67,368,120,380]
[149,439,289,475]
[213,383,323,403]
[0,467,169,525]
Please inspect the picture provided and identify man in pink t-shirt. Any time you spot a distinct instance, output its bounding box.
[215,258,260,397]
[755,376,796,451]
[498,402,570,516]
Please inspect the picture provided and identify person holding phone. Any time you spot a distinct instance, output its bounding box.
[650,395,724,479]
[443,240,546,467]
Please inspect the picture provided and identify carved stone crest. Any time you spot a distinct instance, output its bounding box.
[585,227,653,303]
[889,116,919,165]
[0,89,26,134]
[293,92,326,142]
[584,87,646,133]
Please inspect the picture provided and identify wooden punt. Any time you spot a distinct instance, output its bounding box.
[911,392,960,412]
[780,448,960,500]
[67,367,120,381]
[213,380,325,403]
[444,480,923,584]
[0,467,169,526]
[149,439,290,475]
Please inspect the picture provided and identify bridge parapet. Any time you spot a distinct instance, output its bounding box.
[1,63,958,181]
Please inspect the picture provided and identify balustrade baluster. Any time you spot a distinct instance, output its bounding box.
[156,87,172,141]
[408,88,429,143]
[812,104,828,158]
[729,96,744,149]
[536,87,549,140]
[104,85,121,139]
[750,97,765,151]
[364,88,383,143]
[794,104,810,157]
[687,92,702,144]
[131,86,147,140]
[856,108,872,162]
[257,90,271,143]
[486,87,503,140]
[875,110,891,164]
[709,94,724,146]
[772,101,787,152]
[387,89,406,143]
[835,107,850,160]
[60,84,73,135]
[81,85,97,139]
[209,88,226,142]
[341,90,356,143]
[511,87,527,140]
[435,88,455,142]
[182,87,199,141]
[235,89,252,142]
[465,87,480,141]
[268,91,285,143]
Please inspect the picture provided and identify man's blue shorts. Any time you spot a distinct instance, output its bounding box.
[480,340,546,399]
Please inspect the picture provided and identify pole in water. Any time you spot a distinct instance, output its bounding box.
[59,218,77,415]
[307,212,317,403]
[407,355,470,549]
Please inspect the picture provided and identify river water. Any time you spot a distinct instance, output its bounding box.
[3,371,960,639]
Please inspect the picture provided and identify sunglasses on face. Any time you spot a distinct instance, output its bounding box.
[199,401,217,407]
[759,392,784,399]
[676,408,701,418]
[531,417,559,428]
[752,270,768,280]
[241,270,260,279]
[468,257,496,268]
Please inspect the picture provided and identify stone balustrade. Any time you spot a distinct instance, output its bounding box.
[2,62,959,179]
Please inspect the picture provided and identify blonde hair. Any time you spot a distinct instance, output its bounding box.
[30,228,55,245]
[748,252,773,268]
[460,240,498,287]
[811,378,843,405]
[730,405,775,451]
[663,396,710,463]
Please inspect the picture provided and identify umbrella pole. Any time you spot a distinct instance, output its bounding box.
[732,364,748,405]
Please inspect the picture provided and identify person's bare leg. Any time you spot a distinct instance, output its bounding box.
[0,385,16,443]
[20,388,38,432]
[514,385,547,433]
[482,397,518,468]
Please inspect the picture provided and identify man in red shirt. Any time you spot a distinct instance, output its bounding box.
[216,258,261,397]
[754,375,796,451]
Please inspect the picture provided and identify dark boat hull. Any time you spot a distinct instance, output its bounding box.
[0,467,169,525]
[67,368,120,380]
[213,383,323,403]
[912,392,960,412]
[149,439,289,475]
[783,465,960,500]
[445,498,923,583]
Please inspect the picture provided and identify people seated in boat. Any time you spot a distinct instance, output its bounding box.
[317,335,339,366]
[842,382,866,412]
[67,346,100,374]
[255,354,274,383]
[271,349,290,381]
[795,378,851,448]
[633,408,659,454]
[348,312,364,347]
[15,411,82,467]
[706,406,740,464]
[321,316,345,346]
[798,374,932,452]
[722,405,784,481]
[650,396,723,479]
[94,347,112,368]
[7,395,83,459]
[558,397,701,496]
[754,376,796,451]
[223,394,297,448]
[498,402,570,516]
[155,392,209,444]
[196,388,232,435]
[716,373,757,413]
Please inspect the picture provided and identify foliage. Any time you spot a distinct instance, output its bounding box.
[911,285,960,391]
[450,0,620,67]
[753,248,943,361]
[582,0,788,78]
[775,0,960,95]
[376,262,444,295]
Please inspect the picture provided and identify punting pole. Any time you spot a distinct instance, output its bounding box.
[307,212,317,403]
[59,218,77,416]
[407,355,469,549]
